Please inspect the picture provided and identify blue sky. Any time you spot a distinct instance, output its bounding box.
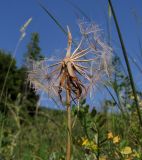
[0,0,142,64]
[0,0,142,109]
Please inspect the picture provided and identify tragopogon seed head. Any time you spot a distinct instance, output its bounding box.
[27,21,112,105]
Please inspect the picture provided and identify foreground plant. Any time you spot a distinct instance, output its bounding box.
[27,21,112,160]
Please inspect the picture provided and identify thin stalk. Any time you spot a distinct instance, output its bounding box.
[38,2,77,47]
[66,84,71,160]
[130,55,142,74]
[96,131,100,160]
[38,2,67,35]
[0,39,21,102]
[93,123,100,160]
[64,0,91,21]
[104,84,127,119]
[83,116,89,139]
[108,0,142,128]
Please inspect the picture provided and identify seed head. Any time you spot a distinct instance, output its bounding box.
[27,21,112,105]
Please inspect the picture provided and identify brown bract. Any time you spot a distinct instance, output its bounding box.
[47,26,93,102]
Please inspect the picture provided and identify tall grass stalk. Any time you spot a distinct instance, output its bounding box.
[0,40,21,102]
[66,87,71,160]
[39,2,67,35]
[108,0,142,128]
[0,17,32,103]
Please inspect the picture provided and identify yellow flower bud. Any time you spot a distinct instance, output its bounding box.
[107,132,113,139]
[121,146,132,155]
[113,136,120,143]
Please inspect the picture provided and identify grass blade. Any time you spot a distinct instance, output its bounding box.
[64,0,91,21]
[108,0,142,128]
[38,2,67,35]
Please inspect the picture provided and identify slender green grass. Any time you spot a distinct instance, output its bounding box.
[38,2,67,35]
[108,0,142,128]
[64,0,91,21]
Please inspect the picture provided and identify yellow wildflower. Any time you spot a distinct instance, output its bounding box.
[82,138,98,151]
[107,132,113,139]
[99,156,107,160]
[113,136,120,144]
[121,146,132,155]
[82,138,89,146]
[132,150,140,158]
[90,143,98,151]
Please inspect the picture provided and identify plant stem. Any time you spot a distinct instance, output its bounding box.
[108,0,142,128]
[66,85,71,160]
[97,133,100,160]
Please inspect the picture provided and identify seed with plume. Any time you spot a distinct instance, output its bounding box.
[27,21,112,104]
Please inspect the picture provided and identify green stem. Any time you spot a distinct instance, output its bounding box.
[108,0,142,128]
[96,131,100,160]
